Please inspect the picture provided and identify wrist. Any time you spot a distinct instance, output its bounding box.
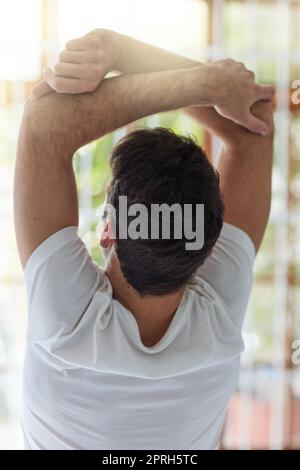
[192,65,218,106]
[102,29,130,73]
[97,28,121,73]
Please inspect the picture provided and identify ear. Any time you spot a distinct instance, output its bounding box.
[100,220,116,248]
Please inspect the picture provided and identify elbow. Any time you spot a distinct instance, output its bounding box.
[18,95,75,163]
[20,94,79,157]
[22,95,53,141]
[20,90,105,156]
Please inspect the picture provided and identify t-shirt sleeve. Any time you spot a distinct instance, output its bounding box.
[23,226,104,342]
[194,222,256,330]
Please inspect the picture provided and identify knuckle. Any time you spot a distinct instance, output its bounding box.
[89,28,98,36]
[53,78,64,93]
[53,63,61,75]
[90,28,101,38]
[89,31,104,49]
[59,50,68,61]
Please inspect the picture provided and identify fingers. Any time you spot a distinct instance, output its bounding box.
[66,30,101,51]
[32,81,52,98]
[243,112,269,136]
[44,67,97,94]
[54,62,103,80]
[59,49,101,64]
[45,67,76,93]
[65,33,91,51]
[54,62,82,78]
[256,84,275,101]
[246,69,255,80]
[31,68,99,98]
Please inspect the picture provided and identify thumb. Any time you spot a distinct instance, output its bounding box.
[243,112,269,136]
[32,81,52,98]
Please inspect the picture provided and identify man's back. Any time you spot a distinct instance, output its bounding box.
[21,222,255,450]
[23,347,239,450]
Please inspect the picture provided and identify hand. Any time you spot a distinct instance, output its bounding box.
[33,29,115,98]
[211,59,274,135]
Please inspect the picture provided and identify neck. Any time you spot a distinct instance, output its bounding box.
[105,255,185,347]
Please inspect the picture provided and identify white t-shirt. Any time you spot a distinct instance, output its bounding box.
[22,222,255,450]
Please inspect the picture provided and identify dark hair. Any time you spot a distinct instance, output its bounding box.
[106,127,224,296]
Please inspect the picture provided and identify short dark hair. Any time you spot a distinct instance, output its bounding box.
[107,127,224,296]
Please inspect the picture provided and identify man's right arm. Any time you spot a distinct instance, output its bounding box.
[185,102,274,252]
[35,29,274,135]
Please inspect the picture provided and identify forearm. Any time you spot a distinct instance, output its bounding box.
[217,102,274,251]
[184,102,274,251]
[108,31,208,129]
[107,32,255,134]
[184,105,246,145]
[38,29,273,135]
[218,137,273,252]
[109,30,200,74]
[108,32,273,138]
[27,65,212,157]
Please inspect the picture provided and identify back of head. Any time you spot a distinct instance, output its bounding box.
[107,127,224,296]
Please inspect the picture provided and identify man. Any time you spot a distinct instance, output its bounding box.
[15,29,274,450]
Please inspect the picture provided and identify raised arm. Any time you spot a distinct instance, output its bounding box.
[185,103,274,252]
[15,65,220,268]
[34,29,273,135]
